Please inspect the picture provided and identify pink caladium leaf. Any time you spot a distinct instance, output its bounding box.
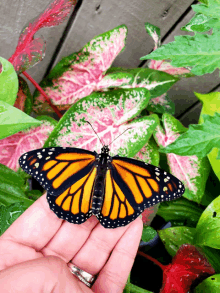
[144,93,175,115]
[9,0,76,73]
[33,25,128,113]
[13,76,33,115]
[154,113,210,203]
[0,116,57,171]
[160,244,215,293]
[44,88,159,158]
[133,137,159,165]
[144,22,192,78]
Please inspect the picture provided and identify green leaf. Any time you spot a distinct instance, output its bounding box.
[0,57,18,105]
[0,100,42,140]
[157,197,204,228]
[192,0,220,19]
[158,226,196,257]
[146,93,175,115]
[181,13,213,32]
[0,202,33,236]
[201,246,220,273]
[124,283,153,293]
[194,274,220,293]
[194,195,220,248]
[196,91,220,180]
[142,226,157,242]
[160,113,220,158]
[141,31,220,75]
[106,67,179,98]
[145,22,161,49]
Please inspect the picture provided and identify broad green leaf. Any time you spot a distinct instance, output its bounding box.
[194,274,220,293]
[194,195,220,248]
[196,91,220,180]
[33,25,128,113]
[154,113,210,203]
[0,57,18,105]
[160,113,220,159]
[106,67,179,98]
[192,0,220,19]
[181,13,213,32]
[142,226,157,242]
[44,88,158,158]
[0,100,42,140]
[158,226,196,257]
[157,197,204,228]
[141,31,220,75]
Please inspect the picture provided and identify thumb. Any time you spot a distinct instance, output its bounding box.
[0,255,90,293]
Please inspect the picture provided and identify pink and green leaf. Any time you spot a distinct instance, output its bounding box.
[106,67,179,98]
[0,116,57,171]
[144,22,161,50]
[13,76,33,115]
[154,113,210,203]
[9,0,76,73]
[133,137,159,165]
[146,93,175,115]
[33,25,128,113]
[0,57,18,105]
[44,88,158,158]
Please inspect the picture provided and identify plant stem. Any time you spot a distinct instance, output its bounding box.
[22,71,62,118]
[137,250,166,271]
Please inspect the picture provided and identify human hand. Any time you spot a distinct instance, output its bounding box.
[0,193,143,293]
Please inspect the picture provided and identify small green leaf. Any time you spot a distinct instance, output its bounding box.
[145,22,161,49]
[181,13,213,32]
[0,57,18,105]
[194,274,220,293]
[158,226,196,257]
[160,113,220,158]
[0,100,42,139]
[142,226,157,242]
[194,195,220,248]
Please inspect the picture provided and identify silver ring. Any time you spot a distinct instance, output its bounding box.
[67,261,95,287]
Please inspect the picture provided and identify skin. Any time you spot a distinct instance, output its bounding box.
[0,193,143,293]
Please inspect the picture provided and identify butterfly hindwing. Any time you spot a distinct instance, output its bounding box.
[19,147,96,196]
[98,156,185,228]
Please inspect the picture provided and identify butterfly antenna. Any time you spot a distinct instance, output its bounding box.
[108,127,132,147]
[85,121,104,146]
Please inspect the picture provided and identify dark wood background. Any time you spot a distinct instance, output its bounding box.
[1,0,219,126]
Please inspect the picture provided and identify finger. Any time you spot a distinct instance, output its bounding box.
[0,255,91,293]
[1,193,63,251]
[71,217,143,277]
[92,217,143,293]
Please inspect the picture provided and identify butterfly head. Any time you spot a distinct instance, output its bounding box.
[101,145,110,154]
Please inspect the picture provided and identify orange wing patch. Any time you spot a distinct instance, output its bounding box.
[101,170,134,221]
[55,167,97,215]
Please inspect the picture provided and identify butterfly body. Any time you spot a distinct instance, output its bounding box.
[19,146,185,228]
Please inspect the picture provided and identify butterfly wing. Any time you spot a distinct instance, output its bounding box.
[19,147,98,224]
[98,156,185,228]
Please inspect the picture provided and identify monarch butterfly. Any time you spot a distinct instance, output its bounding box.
[19,139,185,228]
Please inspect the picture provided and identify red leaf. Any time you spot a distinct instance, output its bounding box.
[9,0,76,73]
[160,244,215,293]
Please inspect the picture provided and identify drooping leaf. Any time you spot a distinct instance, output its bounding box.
[0,115,57,171]
[154,113,210,203]
[0,57,18,105]
[13,76,33,115]
[194,195,220,248]
[196,91,220,181]
[158,226,196,257]
[33,25,128,113]
[141,31,220,76]
[0,100,42,140]
[9,0,76,73]
[160,113,220,159]
[44,88,158,158]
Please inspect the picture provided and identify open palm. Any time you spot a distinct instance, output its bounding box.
[0,193,143,293]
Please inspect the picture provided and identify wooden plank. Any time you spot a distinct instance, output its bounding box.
[0,0,73,89]
[53,0,195,67]
[163,8,220,117]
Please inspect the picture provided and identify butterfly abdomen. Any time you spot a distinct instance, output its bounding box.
[92,153,109,216]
